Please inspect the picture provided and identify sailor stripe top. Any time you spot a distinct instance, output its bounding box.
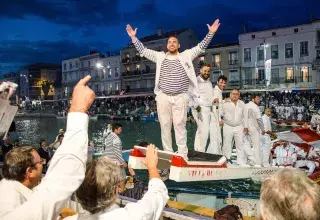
[134,32,214,95]
[103,132,124,165]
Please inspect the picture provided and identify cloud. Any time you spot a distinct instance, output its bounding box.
[0,40,110,73]
[0,0,121,27]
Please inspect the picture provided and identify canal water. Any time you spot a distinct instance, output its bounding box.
[15,117,269,197]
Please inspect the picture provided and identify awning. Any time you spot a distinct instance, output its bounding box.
[276,128,320,148]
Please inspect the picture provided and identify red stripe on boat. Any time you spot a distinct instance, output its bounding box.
[292,128,320,143]
[130,148,146,157]
[171,156,227,168]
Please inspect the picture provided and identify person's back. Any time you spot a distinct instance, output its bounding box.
[103,123,125,166]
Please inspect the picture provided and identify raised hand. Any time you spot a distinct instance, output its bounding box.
[69,75,95,114]
[145,144,158,169]
[207,19,220,34]
[126,24,137,38]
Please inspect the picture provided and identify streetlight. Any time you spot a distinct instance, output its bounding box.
[96,62,106,76]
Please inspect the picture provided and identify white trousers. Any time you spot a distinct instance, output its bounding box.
[156,93,188,156]
[243,135,255,165]
[260,135,272,166]
[223,124,245,164]
[208,111,222,154]
[295,160,316,175]
[192,106,211,152]
[248,128,261,165]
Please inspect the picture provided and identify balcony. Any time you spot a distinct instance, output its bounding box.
[228,60,238,65]
[142,69,156,75]
[122,70,141,78]
[122,57,131,64]
[228,80,240,87]
[212,62,221,68]
[131,56,141,62]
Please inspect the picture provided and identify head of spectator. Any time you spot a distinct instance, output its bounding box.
[75,157,125,214]
[265,108,271,117]
[260,168,320,220]
[58,129,64,134]
[39,140,47,149]
[57,134,64,143]
[3,146,44,189]
[112,123,122,135]
[139,141,149,147]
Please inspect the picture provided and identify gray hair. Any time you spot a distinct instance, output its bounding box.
[260,168,320,220]
[75,157,124,214]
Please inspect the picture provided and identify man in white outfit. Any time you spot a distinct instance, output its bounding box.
[260,108,273,167]
[192,63,213,152]
[207,75,227,154]
[126,20,220,157]
[221,89,247,164]
[244,95,265,167]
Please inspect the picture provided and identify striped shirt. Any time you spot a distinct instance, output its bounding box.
[159,57,189,94]
[104,132,124,165]
[133,32,214,94]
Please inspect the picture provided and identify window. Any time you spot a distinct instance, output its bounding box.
[285,43,293,58]
[64,63,67,70]
[301,67,310,82]
[272,32,276,36]
[81,62,84,68]
[212,54,221,67]
[95,85,99,92]
[257,46,264,61]
[244,68,253,85]
[126,66,130,72]
[271,68,279,83]
[294,28,299,33]
[258,69,265,81]
[108,68,112,78]
[271,45,279,59]
[229,69,239,83]
[300,41,308,57]
[64,73,67,81]
[244,48,251,62]
[88,61,91,66]
[115,82,119,91]
[317,50,320,59]
[136,64,140,70]
[251,34,255,39]
[212,70,221,82]
[69,62,72,70]
[76,61,78,68]
[285,67,294,82]
[317,30,320,45]
[115,67,119,77]
[229,51,238,65]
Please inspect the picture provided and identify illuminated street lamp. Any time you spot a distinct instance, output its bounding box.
[96,62,106,77]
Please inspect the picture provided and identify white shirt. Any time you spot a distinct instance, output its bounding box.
[244,101,263,130]
[1,112,89,220]
[212,85,223,120]
[65,178,169,220]
[0,179,32,217]
[196,75,213,107]
[221,100,245,127]
[261,114,272,135]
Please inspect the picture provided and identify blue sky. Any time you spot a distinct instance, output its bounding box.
[0,0,319,74]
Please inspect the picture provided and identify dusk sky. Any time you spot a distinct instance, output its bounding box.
[0,0,319,74]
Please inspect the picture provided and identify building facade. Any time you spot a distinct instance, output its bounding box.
[19,63,61,100]
[62,52,120,97]
[239,20,320,89]
[201,43,240,88]
[120,28,199,93]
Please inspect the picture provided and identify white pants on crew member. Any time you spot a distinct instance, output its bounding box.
[295,160,317,175]
[223,124,245,164]
[260,135,272,166]
[192,106,211,152]
[156,93,189,156]
[208,111,222,154]
[248,128,261,165]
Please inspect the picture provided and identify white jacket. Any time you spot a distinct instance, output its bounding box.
[1,112,89,220]
[136,40,205,107]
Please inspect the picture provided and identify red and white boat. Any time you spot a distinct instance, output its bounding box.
[129,127,320,183]
[271,119,309,127]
